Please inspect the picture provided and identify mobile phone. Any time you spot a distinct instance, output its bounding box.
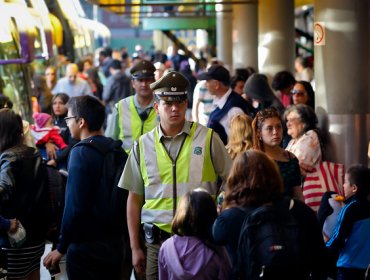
[48,264,61,277]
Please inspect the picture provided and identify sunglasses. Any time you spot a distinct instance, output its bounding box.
[291,89,306,96]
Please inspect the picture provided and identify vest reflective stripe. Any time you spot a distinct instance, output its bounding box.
[118,96,157,153]
[139,123,218,232]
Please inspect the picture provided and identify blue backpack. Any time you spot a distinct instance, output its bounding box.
[237,198,305,280]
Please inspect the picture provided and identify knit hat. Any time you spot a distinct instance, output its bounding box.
[33,112,51,128]
[243,73,275,101]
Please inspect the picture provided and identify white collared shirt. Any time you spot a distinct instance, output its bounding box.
[212,88,245,137]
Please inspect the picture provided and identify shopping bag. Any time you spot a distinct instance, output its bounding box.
[303,161,345,212]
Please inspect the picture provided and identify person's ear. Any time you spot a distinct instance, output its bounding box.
[78,117,85,129]
[352,184,358,194]
[154,101,159,115]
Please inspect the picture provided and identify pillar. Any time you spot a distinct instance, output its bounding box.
[216,3,233,70]
[258,0,295,78]
[232,2,258,72]
[314,0,370,167]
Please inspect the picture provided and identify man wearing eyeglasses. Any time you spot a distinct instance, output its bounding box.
[105,60,159,153]
[43,96,126,279]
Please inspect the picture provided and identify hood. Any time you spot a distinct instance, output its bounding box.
[243,73,275,101]
[162,235,216,279]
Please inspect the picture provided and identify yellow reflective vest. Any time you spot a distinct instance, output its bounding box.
[118,96,157,153]
[138,122,218,233]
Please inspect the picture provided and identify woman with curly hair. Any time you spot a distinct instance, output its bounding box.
[252,107,304,201]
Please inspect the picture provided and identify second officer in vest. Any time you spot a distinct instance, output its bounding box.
[119,71,232,279]
[105,60,159,153]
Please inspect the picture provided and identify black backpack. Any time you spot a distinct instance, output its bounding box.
[74,139,129,234]
[237,198,305,280]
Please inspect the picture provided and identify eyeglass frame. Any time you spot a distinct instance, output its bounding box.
[290,89,306,96]
[64,116,77,122]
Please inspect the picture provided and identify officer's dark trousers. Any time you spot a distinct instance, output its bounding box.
[66,238,122,280]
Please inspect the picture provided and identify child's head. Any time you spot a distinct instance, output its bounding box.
[227,113,253,159]
[343,164,370,200]
[33,112,52,129]
[172,188,217,241]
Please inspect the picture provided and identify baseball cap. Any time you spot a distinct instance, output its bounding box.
[197,65,230,84]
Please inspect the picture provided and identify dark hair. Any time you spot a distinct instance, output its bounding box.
[0,108,23,152]
[0,94,13,109]
[295,56,310,68]
[86,67,103,87]
[225,150,284,208]
[33,74,51,97]
[252,107,282,152]
[109,59,122,70]
[52,93,70,105]
[172,189,217,246]
[284,104,318,133]
[234,68,250,80]
[66,96,105,132]
[104,47,113,57]
[230,75,247,90]
[52,93,70,117]
[99,50,108,57]
[346,164,370,200]
[245,66,256,76]
[271,71,296,91]
[292,81,315,109]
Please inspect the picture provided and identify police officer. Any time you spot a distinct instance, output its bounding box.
[105,59,159,153]
[119,71,232,279]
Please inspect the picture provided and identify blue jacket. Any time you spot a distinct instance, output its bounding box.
[57,135,121,254]
[326,195,370,269]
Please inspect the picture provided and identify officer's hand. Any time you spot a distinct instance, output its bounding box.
[132,248,146,276]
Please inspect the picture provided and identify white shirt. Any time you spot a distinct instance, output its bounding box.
[212,88,245,136]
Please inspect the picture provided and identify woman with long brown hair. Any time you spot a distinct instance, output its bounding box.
[0,109,48,280]
[252,107,304,201]
[212,150,326,279]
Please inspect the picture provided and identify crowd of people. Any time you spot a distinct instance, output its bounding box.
[0,46,369,280]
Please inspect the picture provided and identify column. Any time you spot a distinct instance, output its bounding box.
[216,3,233,70]
[232,2,258,72]
[314,0,370,166]
[258,0,295,78]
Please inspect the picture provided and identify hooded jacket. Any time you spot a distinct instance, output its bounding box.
[158,235,232,280]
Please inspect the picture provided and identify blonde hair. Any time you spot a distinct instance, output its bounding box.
[227,114,253,159]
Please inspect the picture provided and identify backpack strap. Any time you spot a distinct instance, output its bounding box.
[74,138,124,156]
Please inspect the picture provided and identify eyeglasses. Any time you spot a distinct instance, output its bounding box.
[291,89,306,96]
[64,116,76,122]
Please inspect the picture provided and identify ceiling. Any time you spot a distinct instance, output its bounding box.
[87,0,313,17]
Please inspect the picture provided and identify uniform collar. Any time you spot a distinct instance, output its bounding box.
[158,120,191,140]
[133,94,155,111]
